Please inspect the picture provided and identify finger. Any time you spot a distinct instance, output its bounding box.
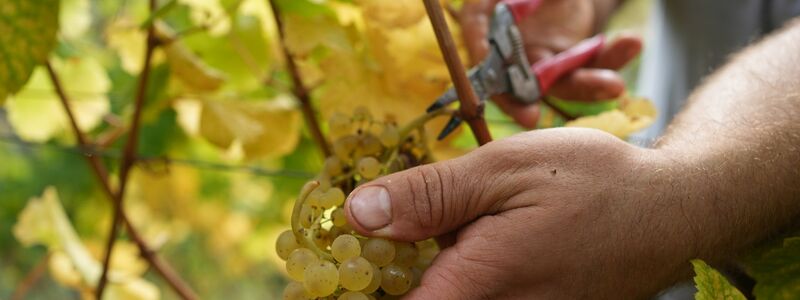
[403,246,491,300]
[547,68,626,101]
[492,96,541,129]
[344,145,520,241]
[590,34,643,70]
[457,0,497,64]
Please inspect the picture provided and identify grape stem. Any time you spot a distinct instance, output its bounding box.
[424,0,493,145]
[291,181,334,260]
[398,108,452,141]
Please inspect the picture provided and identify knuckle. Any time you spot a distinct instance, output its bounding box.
[407,164,452,230]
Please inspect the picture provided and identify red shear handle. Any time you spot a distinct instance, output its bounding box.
[531,35,606,94]
[502,0,543,23]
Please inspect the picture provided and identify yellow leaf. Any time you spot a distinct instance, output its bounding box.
[157,22,227,92]
[283,13,352,57]
[357,0,426,28]
[178,0,230,36]
[198,96,302,158]
[6,57,110,142]
[692,259,746,300]
[621,96,657,130]
[14,187,159,299]
[106,18,147,74]
[565,99,656,138]
[105,278,161,300]
[49,251,83,288]
[302,3,465,159]
[13,187,102,282]
[60,0,91,39]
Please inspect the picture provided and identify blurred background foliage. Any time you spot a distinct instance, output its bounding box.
[0,0,650,299]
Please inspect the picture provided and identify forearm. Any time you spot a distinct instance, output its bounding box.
[655,20,800,261]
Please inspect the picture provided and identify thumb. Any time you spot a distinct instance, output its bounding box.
[344,147,517,241]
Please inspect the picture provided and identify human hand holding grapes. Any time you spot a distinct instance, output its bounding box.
[345,128,699,299]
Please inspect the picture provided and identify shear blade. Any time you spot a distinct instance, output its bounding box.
[436,115,463,140]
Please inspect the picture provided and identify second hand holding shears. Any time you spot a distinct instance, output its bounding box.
[428,0,606,140]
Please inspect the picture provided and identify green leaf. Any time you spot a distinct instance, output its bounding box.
[275,0,334,18]
[0,0,60,104]
[691,259,746,300]
[546,96,619,117]
[743,237,800,300]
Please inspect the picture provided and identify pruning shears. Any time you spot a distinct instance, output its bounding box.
[427,0,606,140]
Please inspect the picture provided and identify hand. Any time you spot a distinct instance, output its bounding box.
[457,0,642,128]
[345,129,696,299]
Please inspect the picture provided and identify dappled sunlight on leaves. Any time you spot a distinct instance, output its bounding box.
[7,57,110,142]
[13,187,160,300]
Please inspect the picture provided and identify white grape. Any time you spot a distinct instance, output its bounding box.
[331,234,361,262]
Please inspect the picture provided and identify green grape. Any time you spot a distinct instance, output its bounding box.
[338,291,369,300]
[331,234,361,262]
[415,240,439,270]
[353,106,373,122]
[319,187,346,208]
[329,112,352,138]
[410,267,422,288]
[323,156,344,177]
[333,135,359,161]
[392,242,418,267]
[313,229,332,250]
[362,238,395,267]
[380,264,413,296]
[304,260,339,297]
[357,157,381,179]
[338,256,373,291]
[276,230,301,260]
[306,189,323,208]
[361,263,382,294]
[356,134,383,157]
[331,208,347,227]
[299,204,315,228]
[379,124,400,147]
[286,248,319,281]
[282,281,312,300]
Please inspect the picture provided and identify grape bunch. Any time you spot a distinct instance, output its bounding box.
[276,107,443,299]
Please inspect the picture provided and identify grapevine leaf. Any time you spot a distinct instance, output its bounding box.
[198,96,302,158]
[691,259,747,300]
[275,0,334,18]
[283,13,352,57]
[13,187,160,299]
[157,22,227,92]
[180,8,272,91]
[178,0,231,36]
[60,0,91,39]
[6,57,111,142]
[357,0,427,28]
[742,237,800,300]
[0,0,60,104]
[106,18,148,74]
[545,96,619,117]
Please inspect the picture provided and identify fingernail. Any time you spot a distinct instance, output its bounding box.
[349,186,392,231]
